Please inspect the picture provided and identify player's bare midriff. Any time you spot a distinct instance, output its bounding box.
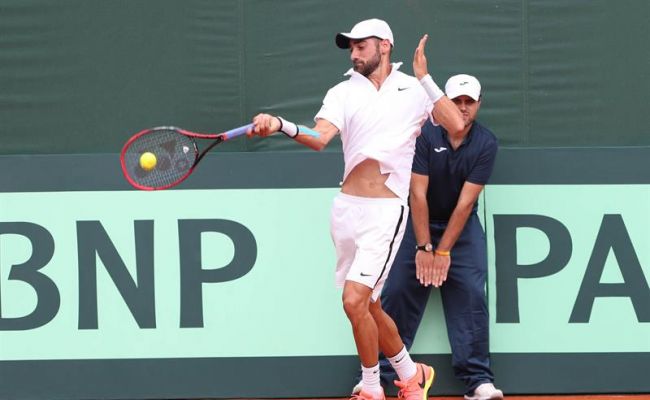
[340,158,397,198]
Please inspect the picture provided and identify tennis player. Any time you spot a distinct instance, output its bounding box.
[249,18,464,400]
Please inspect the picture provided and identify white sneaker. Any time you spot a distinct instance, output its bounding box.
[352,380,363,395]
[464,383,504,400]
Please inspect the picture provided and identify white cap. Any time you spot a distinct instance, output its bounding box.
[335,18,394,49]
[445,74,482,101]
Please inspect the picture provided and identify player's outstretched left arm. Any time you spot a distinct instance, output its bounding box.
[413,34,464,135]
[248,113,338,151]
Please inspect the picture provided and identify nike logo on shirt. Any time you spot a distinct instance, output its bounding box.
[434,147,448,152]
[397,87,410,91]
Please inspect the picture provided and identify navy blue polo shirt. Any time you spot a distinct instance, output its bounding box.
[412,119,498,221]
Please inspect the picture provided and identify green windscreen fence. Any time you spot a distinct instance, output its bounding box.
[0,0,648,154]
[1,1,649,399]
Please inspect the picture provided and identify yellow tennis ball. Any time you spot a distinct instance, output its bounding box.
[139,152,157,171]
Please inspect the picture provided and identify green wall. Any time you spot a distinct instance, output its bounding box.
[1,0,648,154]
[1,1,649,398]
[0,149,649,398]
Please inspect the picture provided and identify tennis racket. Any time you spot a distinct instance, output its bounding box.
[120,124,253,190]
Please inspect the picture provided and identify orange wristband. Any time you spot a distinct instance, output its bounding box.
[434,249,450,256]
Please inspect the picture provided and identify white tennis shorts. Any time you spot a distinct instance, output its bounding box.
[330,192,408,301]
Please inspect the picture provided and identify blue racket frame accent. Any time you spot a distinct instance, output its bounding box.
[223,123,254,140]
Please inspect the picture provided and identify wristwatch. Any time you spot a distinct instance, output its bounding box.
[415,243,433,252]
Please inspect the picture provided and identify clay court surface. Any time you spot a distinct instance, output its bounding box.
[257,396,650,400]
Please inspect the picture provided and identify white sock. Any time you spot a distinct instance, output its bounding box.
[361,364,382,396]
[387,346,417,381]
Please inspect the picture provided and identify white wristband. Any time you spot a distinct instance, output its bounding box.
[419,74,445,103]
[276,116,298,138]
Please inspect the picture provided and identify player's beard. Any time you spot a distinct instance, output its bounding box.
[352,43,381,77]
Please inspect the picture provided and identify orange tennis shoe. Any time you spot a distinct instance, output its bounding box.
[350,389,386,400]
[394,363,435,400]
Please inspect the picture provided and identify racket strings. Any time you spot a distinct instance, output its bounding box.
[123,128,197,189]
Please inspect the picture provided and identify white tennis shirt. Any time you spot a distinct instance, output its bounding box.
[314,63,433,201]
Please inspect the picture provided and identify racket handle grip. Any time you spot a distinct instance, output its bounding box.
[224,123,255,140]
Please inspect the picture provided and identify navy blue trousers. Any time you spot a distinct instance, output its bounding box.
[378,213,494,394]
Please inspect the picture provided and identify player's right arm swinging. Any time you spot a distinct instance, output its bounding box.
[249,113,339,151]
